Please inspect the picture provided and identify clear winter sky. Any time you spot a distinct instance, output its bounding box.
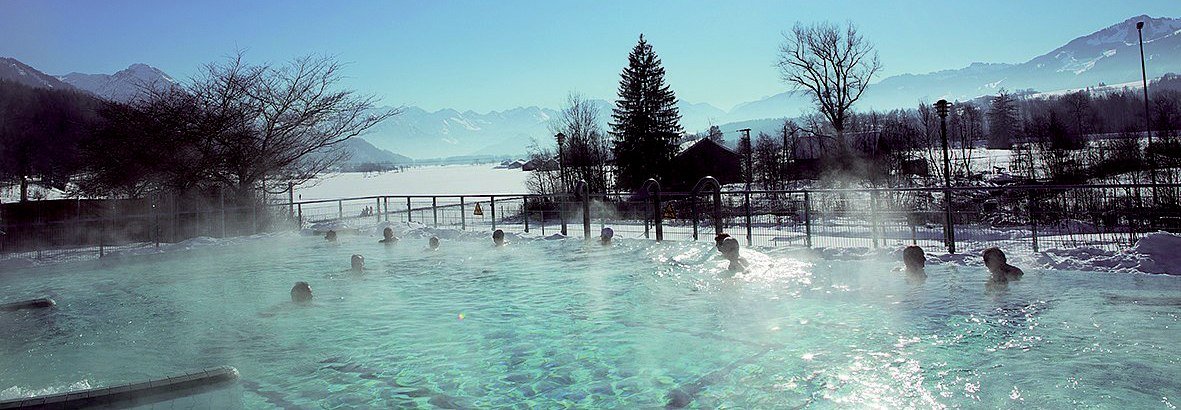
[2,1,1179,112]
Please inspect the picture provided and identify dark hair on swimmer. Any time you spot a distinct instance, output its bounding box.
[383,227,394,239]
[429,236,440,249]
[350,254,365,271]
[982,247,1006,264]
[291,281,312,302]
[325,230,337,241]
[903,246,925,268]
[715,233,731,248]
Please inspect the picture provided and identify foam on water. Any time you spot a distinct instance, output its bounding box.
[1,227,1179,407]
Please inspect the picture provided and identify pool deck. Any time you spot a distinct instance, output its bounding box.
[0,366,239,409]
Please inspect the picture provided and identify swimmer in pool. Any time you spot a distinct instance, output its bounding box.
[350,254,365,272]
[291,282,313,303]
[600,227,614,246]
[493,229,506,247]
[325,230,338,242]
[379,227,398,244]
[902,245,927,280]
[718,237,748,272]
[714,233,731,252]
[983,247,1023,281]
[428,236,440,251]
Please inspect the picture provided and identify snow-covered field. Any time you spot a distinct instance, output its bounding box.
[292,164,530,201]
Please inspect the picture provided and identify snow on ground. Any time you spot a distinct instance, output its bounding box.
[293,164,530,201]
[6,211,1179,277]
[0,184,67,203]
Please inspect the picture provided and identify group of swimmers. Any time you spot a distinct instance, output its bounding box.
[902,244,1024,288]
[292,227,1026,302]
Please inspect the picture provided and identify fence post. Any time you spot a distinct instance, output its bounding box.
[577,181,590,239]
[384,197,389,222]
[491,196,497,231]
[523,196,529,233]
[433,197,439,228]
[406,197,412,223]
[297,203,303,230]
[375,197,382,224]
[153,193,160,247]
[869,190,879,249]
[251,193,258,234]
[219,188,227,237]
[338,200,343,220]
[744,191,752,247]
[944,189,956,254]
[288,182,294,220]
[1030,189,1039,253]
[691,194,699,241]
[804,191,812,248]
[460,196,466,230]
[560,194,568,236]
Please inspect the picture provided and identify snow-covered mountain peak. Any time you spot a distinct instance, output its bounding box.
[57,63,176,102]
[1082,15,1181,47]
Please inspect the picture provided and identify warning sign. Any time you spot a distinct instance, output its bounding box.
[473,203,484,216]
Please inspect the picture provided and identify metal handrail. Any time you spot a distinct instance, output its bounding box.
[641,178,663,241]
[690,176,723,241]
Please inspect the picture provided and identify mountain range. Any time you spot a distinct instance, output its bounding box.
[3,14,1178,160]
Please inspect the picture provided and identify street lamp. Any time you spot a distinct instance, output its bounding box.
[935,99,955,253]
[555,132,567,193]
[738,128,752,190]
[1137,21,1158,188]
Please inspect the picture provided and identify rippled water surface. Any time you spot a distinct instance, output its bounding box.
[2,232,1180,408]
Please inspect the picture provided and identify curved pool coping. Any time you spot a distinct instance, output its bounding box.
[0,298,55,312]
[0,366,239,409]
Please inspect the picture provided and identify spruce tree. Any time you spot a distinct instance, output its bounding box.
[987,89,1020,149]
[610,34,683,190]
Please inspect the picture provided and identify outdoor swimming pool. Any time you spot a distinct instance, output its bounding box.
[2,226,1180,408]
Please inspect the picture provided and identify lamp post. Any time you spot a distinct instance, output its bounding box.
[1137,21,1158,192]
[555,132,567,236]
[555,132,567,193]
[935,99,955,253]
[738,128,752,190]
[738,128,753,246]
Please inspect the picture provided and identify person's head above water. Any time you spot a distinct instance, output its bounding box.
[715,233,731,251]
[493,229,505,246]
[982,247,1007,271]
[719,237,741,260]
[350,254,365,271]
[600,227,614,245]
[383,227,395,240]
[291,281,312,303]
[903,245,925,273]
[324,230,337,242]
[429,236,440,250]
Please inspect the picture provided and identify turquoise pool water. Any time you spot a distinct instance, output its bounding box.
[2,230,1180,408]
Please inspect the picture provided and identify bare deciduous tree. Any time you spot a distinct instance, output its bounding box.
[777,21,881,137]
[79,52,400,201]
[551,93,611,193]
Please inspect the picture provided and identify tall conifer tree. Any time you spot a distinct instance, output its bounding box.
[610,35,683,190]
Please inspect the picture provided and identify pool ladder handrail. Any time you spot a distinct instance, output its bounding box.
[691,176,723,241]
[575,179,591,239]
[641,178,663,242]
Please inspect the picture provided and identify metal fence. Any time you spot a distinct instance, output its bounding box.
[4,181,1179,265]
[287,181,1181,254]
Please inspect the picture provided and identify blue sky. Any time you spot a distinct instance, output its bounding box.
[2,1,1179,112]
